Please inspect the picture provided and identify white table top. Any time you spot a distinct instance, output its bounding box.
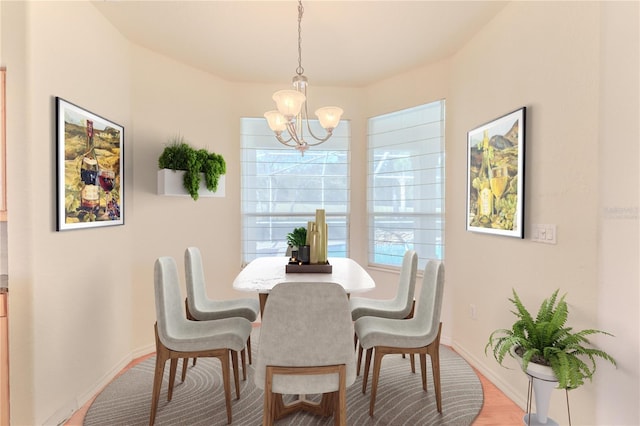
[233,257,375,294]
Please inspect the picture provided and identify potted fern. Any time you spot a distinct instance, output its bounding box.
[157,136,226,200]
[286,227,308,250]
[486,289,616,424]
[285,227,308,260]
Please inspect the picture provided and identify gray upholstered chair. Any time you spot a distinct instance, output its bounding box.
[354,259,445,416]
[350,250,418,374]
[254,282,356,426]
[182,246,259,379]
[150,256,252,425]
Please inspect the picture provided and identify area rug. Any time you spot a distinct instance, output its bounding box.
[84,329,483,425]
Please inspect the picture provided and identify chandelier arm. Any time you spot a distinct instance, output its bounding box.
[302,130,334,146]
[301,102,335,144]
[274,132,297,148]
[285,121,305,147]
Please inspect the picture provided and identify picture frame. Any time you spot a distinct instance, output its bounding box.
[56,98,124,230]
[466,107,526,238]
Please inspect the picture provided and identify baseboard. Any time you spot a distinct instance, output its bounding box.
[43,400,77,426]
[132,343,155,360]
[440,334,452,347]
[451,339,526,410]
[46,343,156,426]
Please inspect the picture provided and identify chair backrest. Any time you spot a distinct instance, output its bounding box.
[154,256,188,347]
[414,259,445,343]
[392,250,418,316]
[254,282,356,394]
[185,246,207,313]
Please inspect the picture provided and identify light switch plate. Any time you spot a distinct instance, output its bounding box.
[531,224,557,244]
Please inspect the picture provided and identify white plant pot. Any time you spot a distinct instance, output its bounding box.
[524,362,559,425]
[157,169,225,198]
[513,351,559,426]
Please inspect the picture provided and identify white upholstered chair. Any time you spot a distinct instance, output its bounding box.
[350,250,418,374]
[254,282,356,426]
[150,256,252,425]
[354,259,445,416]
[182,246,259,380]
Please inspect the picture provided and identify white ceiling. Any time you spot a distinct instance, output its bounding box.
[93,1,508,87]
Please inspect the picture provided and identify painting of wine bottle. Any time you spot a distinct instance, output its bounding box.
[55,98,124,231]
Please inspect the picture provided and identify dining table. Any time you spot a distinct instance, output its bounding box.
[232,256,375,316]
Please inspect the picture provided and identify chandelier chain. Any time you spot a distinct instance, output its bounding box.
[296,0,304,76]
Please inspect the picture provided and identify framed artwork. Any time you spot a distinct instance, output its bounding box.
[466,107,526,238]
[56,98,124,230]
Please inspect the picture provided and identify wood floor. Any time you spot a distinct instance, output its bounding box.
[64,347,523,425]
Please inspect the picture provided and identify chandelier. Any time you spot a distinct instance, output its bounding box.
[264,0,343,154]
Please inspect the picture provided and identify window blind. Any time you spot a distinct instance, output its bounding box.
[241,118,350,264]
[367,101,445,270]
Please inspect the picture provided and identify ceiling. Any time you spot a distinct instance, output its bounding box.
[93,1,508,87]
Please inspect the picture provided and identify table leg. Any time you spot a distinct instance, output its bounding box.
[259,293,268,318]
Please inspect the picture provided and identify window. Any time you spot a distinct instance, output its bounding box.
[241,118,350,264]
[367,101,445,270]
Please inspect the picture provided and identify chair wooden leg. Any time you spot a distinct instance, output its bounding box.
[149,326,168,426]
[263,366,274,426]
[369,348,385,416]
[181,357,188,382]
[429,324,443,412]
[356,343,363,376]
[247,335,253,365]
[336,365,347,426]
[362,348,373,393]
[167,358,178,401]
[240,349,247,380]
[220,349,233,424]
[178,357,197,383]
[429,344,442,412]
[419,353,427,390]
[231,350,240,400]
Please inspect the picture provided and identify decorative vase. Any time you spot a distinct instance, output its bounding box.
[315,209,327,264]
[299,245,310,264]
[309,224,319,264]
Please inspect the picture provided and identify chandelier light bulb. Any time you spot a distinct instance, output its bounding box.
[272,90,306,120]
[264,110,288,133]
[315,106,344,130]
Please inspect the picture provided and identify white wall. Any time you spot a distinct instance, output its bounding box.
[2,2,134,424]
[444,2,638,425]
[0,1,637,425]
[596,2,639,425]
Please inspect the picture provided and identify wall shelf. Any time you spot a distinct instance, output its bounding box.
[157,169,226,198]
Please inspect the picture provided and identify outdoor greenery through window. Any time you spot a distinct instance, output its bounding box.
[367,100,445,270]
[241,118,350,265]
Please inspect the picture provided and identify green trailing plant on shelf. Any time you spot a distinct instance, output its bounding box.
[158,136,226,201]
[485,289,616,389]
[286,227,307,248]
